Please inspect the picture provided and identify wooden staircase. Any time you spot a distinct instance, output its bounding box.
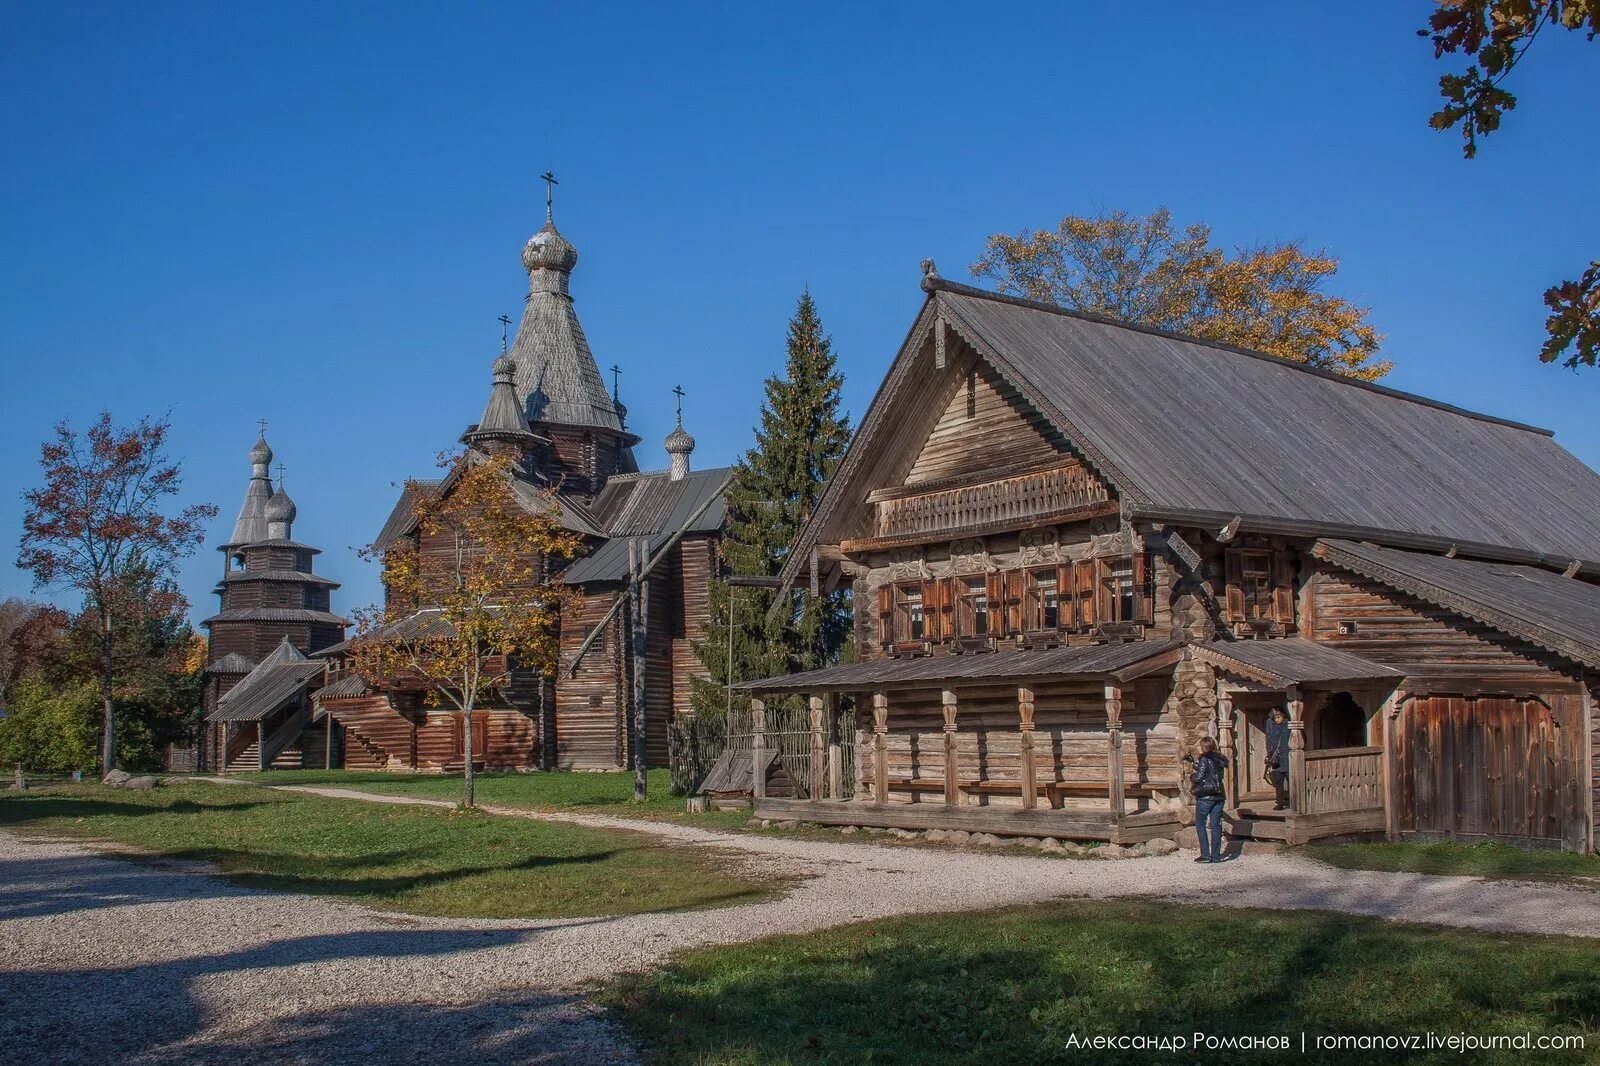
[1226,804,1290,842]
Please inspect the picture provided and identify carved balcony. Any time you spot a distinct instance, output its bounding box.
[855,459,1114,549]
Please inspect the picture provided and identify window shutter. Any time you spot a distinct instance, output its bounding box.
[1271,551,1296,627]
[1091,559,1108,626]
[878,584,894,647]
[985,571,1006,637]
[939,577,956,639]
[1223,549,1245,624]
[923,579,942,642]
[1055,564,1073,631]
[1072,559,1095,630]
[1133,551,1154,625]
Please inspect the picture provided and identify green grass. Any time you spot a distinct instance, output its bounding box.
[602,900,1600,1065]
[0,782,779,919]
[1305,840,1600,886]
[236,767,750,829]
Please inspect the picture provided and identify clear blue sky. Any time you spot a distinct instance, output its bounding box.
[2,3,1595,622]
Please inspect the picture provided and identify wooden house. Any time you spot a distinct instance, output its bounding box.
[313,205,728,772]
[743,262,1600,853]
[200,434,348,772]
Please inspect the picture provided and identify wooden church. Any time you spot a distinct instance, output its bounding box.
[743,262,1600,854]
[312,197,730,772]
[198,433,348,772]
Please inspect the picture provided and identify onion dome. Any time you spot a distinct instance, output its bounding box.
[265,484,297,540]
[250,437,274,467]
[522,219,579,275]
[665,424,696,482]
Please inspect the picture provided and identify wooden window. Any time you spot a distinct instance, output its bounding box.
[965,371,977,419]
[956,577,989,636]
[1224,547,1295,627]
[588,623,607,653]
[893,584,925,643]
[1100,558,1137,623]
[1024,568,1060,631]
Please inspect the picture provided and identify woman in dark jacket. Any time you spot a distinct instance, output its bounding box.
[1188,737,1229,863]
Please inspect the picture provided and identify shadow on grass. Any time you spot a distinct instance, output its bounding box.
[606,901,1600,1065]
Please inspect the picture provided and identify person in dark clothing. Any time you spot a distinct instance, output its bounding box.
[1187,736,1229,863]
[1264,707,1291,810]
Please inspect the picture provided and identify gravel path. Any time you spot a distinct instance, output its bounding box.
[5,782,1599,1064]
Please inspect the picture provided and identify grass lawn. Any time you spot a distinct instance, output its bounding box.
[235,767,753,829]
[1306,840,1600,887]
[602,900,1600,1065]
[0,782,778,919]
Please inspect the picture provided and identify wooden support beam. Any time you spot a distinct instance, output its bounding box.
[872,692,889,804]
[942,689,959,806]
[826,693,842,800]
[808,695,825,801]
[751,698,767,800]
[1216,687,1236,809]
[1018,686,1038,811]
[1286,685,1308,815]
[1105,682,1125,821]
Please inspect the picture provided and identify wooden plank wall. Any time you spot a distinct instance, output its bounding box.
[673,535,715,716]
[906,362,1064,485]
[642,563,676,769]
[554,588,627,768]
[324,695,416,769]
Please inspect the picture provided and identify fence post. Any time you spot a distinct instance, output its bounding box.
[751,698,767,801]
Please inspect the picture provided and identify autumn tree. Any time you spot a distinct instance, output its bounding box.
[1420,1,1598,367]
[971,207,1392,381]
[16,413,216,777]
[692,291,853,720]
[348,453,579,807]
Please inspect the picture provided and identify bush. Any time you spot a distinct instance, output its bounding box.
[0,675,99,773]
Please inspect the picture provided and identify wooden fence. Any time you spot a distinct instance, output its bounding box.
[1301,745,1383,816]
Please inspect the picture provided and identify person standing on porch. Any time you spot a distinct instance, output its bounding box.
[1265,706,1291,810]
[1188,737,1229,863]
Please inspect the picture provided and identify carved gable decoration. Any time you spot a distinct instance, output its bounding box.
[1019,528,1061,567]
[947,538,994,576]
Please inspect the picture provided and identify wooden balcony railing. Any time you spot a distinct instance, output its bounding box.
[873,463,1111,541]
[1301,745,1383,815]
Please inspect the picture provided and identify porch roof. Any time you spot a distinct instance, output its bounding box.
[207,639,325,722]
[1188,637,1402,689]
[737,639,1181,694]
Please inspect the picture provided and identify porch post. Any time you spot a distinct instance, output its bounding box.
[872,692,889,803]
[1018,685,1037,810]
[326,708,333,770]
[1105,682,1125,819]
[826,693,842,800]
[751,698,767,800]
[1286,685,1307,814]
[808,695,825,801]
[942,689,959,806]
[258,721,267,772]
[1216,687,1236,808]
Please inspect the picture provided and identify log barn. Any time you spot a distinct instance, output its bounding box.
[312,202,728,772]
[744,262,1600,853]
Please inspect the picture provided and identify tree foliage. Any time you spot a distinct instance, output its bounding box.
[1421,1,1599,368]
[348,453,580,806]
[971,208,1392,381]
[692,291,853,720]
[15,412,215,775]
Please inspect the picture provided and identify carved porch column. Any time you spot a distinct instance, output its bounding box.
[1216,686,1236,809]
[826,693,842,800]
[1286,685,1307,814]
[872,692,889,804]
[808,695,825,801]
[942,689,959,806]
[1018,685,1038,810]
[751,698,767,801]
[1105,682,1125,820]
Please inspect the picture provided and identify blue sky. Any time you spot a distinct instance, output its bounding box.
[2,3,1595,621]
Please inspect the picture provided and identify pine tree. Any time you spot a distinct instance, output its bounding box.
[692,291,852,718]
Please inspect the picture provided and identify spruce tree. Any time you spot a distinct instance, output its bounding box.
[692,290,852,718]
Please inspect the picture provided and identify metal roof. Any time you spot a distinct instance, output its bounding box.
[207,639,325,722]
[1189,637,1402,688]
[936,283,1600,569]
[739,639,1178,693]
[1314,539,1600,669]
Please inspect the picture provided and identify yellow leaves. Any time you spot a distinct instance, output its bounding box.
[971,208,1391,380]
[347,452,581,710]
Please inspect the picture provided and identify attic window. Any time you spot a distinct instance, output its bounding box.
[965,371,977,419]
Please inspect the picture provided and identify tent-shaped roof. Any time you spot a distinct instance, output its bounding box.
[208,639,325,722]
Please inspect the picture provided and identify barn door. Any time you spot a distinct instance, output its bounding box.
[1395,695,1581,846]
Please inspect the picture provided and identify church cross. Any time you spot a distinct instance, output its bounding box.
[540,170,559,220]
[498,313,512,354]
[257,417,268,438]
[275,461,286,487]
[672,384,685,427]
[610,364,622,400]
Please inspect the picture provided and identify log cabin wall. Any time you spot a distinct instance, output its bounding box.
[673,535,715,716]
